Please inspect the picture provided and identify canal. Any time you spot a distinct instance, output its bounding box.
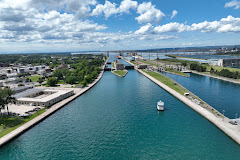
[164,72,240,119]
[0,60,239,159]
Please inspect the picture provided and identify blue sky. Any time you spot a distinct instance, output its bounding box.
[0,0,240,53]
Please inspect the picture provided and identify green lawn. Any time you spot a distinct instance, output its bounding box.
[142,70,187,95]
[29,75,42,82]
[131,61,136,65]
[113,70,127,77]
[203,64,240,72]
[0,108,46,138]
[138,60,157,66]
[58,80,65,84]
[166,68,189,77]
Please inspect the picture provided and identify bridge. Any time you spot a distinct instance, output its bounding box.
[125,66,134,69]
[104,65,134,71]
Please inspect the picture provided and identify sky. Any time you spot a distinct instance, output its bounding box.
[0,0,240,53]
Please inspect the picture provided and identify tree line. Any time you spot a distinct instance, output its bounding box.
[190,63,207,72]
[210,68,240,79]
[47,58,104,86]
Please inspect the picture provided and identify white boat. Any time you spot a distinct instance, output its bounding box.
[157,100,164,111]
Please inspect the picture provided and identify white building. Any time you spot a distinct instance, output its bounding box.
[14,88,74,107]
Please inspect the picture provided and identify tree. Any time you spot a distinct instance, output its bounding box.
[91,71,98,79]
[37,77,44,86]
[65,76,78,85]
[5,89,16,115]
[53,70,63,80]
[84,74,92,84]
[210,67,214,74]
[61,68,70,77]
[181,62,187,67]
[0,88,15,115]
[77,70,85,81]
[82,79,88,86]
[47,77,58,86]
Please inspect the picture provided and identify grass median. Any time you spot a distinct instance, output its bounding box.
[113,70,128,77]
[142,70,187,95]
[0,108,46,138]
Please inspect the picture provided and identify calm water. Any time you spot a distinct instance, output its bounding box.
[140,53,169,60]
[181,54,240,61]
[177,58,217,64]
[164,73,240,119]
[0,69,239,159]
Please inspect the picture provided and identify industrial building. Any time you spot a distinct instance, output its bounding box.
[218,59,240,67]
[14,88,74,107]
[138,64,148,69]
[116,63,125,70]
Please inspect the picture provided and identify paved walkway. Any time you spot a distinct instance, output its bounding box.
[0,58,109,147]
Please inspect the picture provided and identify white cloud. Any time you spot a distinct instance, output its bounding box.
[119,0,138,13]
[153,16,240,33]
[135,23,153,34]
[225,0,240,9]
[153,22,188,33]
[0,6,107,43]
[91,1,119,18]
[31,0,97,18]
[135,2,165,24]
[171,10,178,19]
[91,0,138,18]
[0,0,31,9]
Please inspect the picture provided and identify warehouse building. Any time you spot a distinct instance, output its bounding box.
[14,88,74,107]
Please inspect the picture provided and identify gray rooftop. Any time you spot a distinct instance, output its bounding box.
[14,88,44,99]
[12,86,33,92]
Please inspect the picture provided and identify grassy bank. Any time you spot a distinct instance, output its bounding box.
[29,75,42,82]
[131,61,137,65]
[138,60,188,77]
[138,60,156,66]
[0,108,46,138]
[203,64,240,72]
[142,70,187,95]
[165,68,189,77]
[113,70,128,77]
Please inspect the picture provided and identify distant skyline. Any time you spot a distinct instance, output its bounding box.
[0,0,240,53]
